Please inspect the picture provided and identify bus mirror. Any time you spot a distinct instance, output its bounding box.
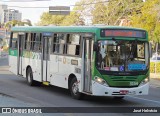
[93,42,98,51]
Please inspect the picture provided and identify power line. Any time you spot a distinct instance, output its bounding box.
[8,0,109,8]
[70,0,108,6]
[0,0,51,2]
[8,6,48,8]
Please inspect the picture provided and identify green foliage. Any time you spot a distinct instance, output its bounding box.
[38,1,86,26]
[131,0,160,42]
[5,20,32,30]
[37,12,66,26]
[91,0,108,24]
[91,0,143,25]
[60,3,85,26]
[37,0,160,42]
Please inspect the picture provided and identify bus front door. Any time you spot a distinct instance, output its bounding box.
[17,34,25,76]
[83,38,92,93]
[42,35,51,84]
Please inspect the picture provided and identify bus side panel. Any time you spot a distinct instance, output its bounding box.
[49,55,82,90]
[21,57,29,78]
[21,51,42,82]
[21,51,31,78]
[50,54,68,88]
[9,49,18,75]
[49,55,59,74]
[30,52,42,82]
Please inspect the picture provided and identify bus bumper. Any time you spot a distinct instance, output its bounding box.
[92,81,149,96]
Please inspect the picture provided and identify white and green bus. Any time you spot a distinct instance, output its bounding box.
[9,26,150,99]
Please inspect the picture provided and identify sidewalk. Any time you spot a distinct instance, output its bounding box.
[0,54,41,115]
[0,51,8,57]
[150,73,160,87]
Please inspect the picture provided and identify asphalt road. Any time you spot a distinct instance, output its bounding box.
[0,53,160,115]
[0,73,159,107]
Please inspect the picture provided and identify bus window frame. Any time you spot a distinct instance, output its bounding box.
[9,32,13,49]
[51,33,66,55]
[65,33,81,56]
[50,32,83,58]
[10,31,94,58]
[32,33,42,53]
[23,32,31,51]
[23,32,42,53]
[9,32,19,50]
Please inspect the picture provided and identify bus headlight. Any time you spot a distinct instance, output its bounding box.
[94,76,108,86]
[139,77,149,86]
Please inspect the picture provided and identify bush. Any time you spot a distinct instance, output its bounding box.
[2,45,8,52]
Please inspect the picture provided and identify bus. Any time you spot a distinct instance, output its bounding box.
[9,26,149,99]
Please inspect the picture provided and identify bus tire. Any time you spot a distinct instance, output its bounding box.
[69,78,83,100]
[26,68,36,86]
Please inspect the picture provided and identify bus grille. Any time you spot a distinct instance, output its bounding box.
[110,76,138,81]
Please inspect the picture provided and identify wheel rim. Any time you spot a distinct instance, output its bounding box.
[28,72,31,83]
[72,82,79,95]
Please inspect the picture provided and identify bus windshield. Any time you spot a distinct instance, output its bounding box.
[96,40,149,72]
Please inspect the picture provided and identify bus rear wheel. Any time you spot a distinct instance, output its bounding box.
[26,68,37,86]
[69,78,83,100]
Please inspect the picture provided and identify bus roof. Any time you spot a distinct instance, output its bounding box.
[11,26,147,33]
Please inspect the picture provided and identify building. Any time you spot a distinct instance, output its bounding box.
[0,4,22,24]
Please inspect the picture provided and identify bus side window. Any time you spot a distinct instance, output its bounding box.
[24,33,28,50]
[52,33,60,53]
[66,34,81,56]
[30,33,36,51]
[33,33,41,51]
[52,33,65,54]
[10,32,18,49]
[59,33,65,54]
[24,33,31,51]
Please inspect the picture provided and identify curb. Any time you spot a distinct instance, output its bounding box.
[150,73,160,80]
[150,78,160,88]
[0,66,9,71]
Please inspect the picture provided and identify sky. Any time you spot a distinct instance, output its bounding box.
[0,0,79,25]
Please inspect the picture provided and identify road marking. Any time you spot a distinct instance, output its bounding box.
[128,96,160,105]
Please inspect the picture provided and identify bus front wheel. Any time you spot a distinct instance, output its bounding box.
[69,78,83,100]
[26,68,36,86]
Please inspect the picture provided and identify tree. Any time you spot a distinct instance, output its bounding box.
[61,2,86,26]
[130,0,160,42]
[37,0,87,26]
[37,12,66,26]
[91,0,143,25]
[5,20,32,30]
[22,19,32,26]
[91,0,108,24]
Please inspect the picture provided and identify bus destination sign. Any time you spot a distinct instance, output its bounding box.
[100,29,146,38]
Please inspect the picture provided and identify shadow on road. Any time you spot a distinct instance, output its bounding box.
[14,77,140,106]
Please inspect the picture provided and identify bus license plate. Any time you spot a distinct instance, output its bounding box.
[120,90,129,94]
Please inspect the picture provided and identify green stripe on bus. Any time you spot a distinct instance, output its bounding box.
[9,49,41,59]
[9,49,18,56]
